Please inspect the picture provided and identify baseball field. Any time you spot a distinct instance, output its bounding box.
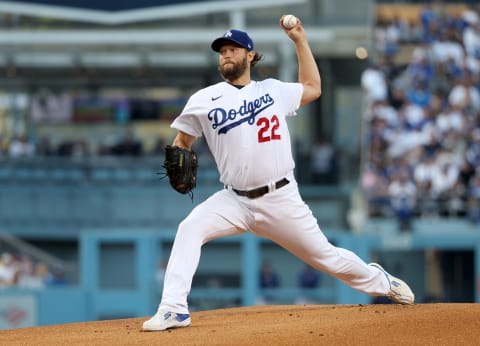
[1,303,479,345]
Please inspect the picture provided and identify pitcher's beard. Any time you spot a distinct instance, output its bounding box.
[219,57,248,82]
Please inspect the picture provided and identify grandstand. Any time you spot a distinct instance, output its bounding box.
[0,0,479,330]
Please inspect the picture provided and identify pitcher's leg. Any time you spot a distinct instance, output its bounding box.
[160,190,251,313]
[267,225,389,296]
[255,182,390,297]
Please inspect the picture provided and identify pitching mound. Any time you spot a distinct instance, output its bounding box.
[1,304,479,345]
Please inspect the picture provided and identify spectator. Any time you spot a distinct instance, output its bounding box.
[422,129,442,158]
[462,5,480,29]
[466,128,480,169]
[0,252,17,287]
[259,260,280,289]
[372,99,399,127]
[414,151,436,192]
[400,100,426,131]
[431,61,456,96]
[390,15,411,44]
[405,50,434,88]
[298,264,322,289]
[33,262,52,287]
[361,164,390,217]
[16,254,35,288]
[430,162,460,214]
[310,136,337,184]
[388,170,417,231]
[379,55,403,99]
[458,159,475,190]
[443,57,463,82]
[419,9,437,44]
[460,55,480,77]
[407,18,424,44]
[463,19,480,60]
[295,264,322,305]
[258,260,280,305]
[17,259,46,289]
[46,268,68,286]
[435,106,465,136]
[389,86,407,111]
[414,151,439,217]
[448,73,480,115]
[361,61,388,104]
[406,80,432,108]
[374,19,400,57]
[8,134,35,158]
[431,31,464,67]
[447,179,468,217]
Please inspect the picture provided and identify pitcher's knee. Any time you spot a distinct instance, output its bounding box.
[177,217,209,243]
[178,218,197,236]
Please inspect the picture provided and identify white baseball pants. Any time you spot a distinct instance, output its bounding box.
[160,174,390,313]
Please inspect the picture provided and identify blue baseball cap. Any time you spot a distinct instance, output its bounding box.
[211,29,254,52]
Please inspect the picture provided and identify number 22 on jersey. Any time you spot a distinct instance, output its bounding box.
[257,115,281,143]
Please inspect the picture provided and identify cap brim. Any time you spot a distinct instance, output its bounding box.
[211,37,249,52]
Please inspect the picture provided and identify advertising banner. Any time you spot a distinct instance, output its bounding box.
[0,294,37,330]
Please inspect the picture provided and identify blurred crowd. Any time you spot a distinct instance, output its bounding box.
[0,133,164,159]
[0,251,67,289]
[0,131,340,186]
[361,2,480,230]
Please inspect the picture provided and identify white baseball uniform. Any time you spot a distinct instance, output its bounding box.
[159,79,391,314]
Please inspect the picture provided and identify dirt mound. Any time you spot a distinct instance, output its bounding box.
[1,304,479,345]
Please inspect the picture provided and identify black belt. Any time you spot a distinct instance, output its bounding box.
[227,178,289,199]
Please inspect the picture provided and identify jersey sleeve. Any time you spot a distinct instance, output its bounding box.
[278,81,303,117]
[170,95,203,137]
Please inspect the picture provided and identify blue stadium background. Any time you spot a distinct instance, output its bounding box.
[0,0,479,329]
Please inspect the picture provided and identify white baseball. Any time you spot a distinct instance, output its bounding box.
[282,15,298,29]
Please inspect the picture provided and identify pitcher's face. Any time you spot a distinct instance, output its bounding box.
[218,44,250,82]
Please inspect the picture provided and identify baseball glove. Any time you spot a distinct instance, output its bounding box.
[162,145,198,197]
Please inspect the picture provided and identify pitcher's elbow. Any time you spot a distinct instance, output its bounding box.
[311,87,321,101]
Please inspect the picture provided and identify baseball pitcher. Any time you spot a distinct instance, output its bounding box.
[143,15,414,332]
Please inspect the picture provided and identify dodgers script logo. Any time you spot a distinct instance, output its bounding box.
[208,93,274,134]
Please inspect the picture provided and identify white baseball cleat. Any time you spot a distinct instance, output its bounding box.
[142,309,191,331]
[369,263,415,305]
